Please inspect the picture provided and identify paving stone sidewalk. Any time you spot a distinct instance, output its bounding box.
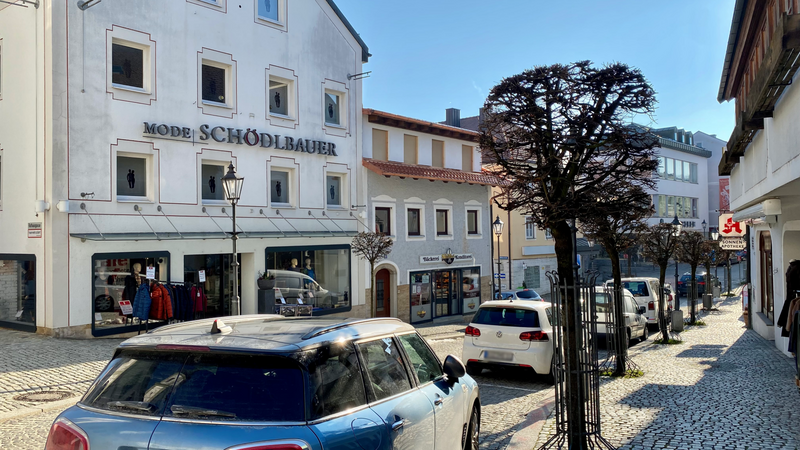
[0,330,121,416]
[532,296,800,449]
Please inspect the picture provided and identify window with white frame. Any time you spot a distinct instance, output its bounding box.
[375,207,391,235]
[525,217,536,240]
[545,228,552,240]
[269,77,291,117]
[187,0,227,11]
[117,156,148,200]
[467,209,480,235]
[436,209,450,236]
[270,169,291,205]
[106,27,156,104]
[202,163,226,202]
[657,156,697,184]
[407,208,421,236]
[198,49,237,117]
[326,175,342,207]
[324,90,343,126]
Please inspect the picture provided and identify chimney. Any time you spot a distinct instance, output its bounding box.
[445,108,461,127]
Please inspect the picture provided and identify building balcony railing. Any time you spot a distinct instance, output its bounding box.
[720,13,800,175]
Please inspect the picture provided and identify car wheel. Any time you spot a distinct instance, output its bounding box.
[95,295,114,313]
[465,362,482,376]
[627,328,634,346]
[640,325,649,342]
[464,405,480,450]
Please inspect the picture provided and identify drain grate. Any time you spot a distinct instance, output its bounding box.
[13,390,75,403]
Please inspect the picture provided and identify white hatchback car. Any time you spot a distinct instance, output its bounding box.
[462,301,554,381]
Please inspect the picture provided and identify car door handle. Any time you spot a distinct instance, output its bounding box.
[434,396,443,406]
[392,419,406,432]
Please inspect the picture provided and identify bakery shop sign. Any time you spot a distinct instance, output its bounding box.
[420,250,473,265]
[142,122,338,156]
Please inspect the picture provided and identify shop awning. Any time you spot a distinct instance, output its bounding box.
[732,199,782,224]
[69,230,357,241]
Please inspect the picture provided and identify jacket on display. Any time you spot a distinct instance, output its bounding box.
[123,275,139,303]
[149,283,173,321]
[777,260,800,336]
[191,286,208,313]
[132,284,151,320]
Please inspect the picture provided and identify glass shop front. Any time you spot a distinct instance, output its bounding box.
[0,255,37,332]
[409,266,481,324]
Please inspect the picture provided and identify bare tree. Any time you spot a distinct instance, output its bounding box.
[351,232,393,318]
[480,61,657,447]
[639,223,680,343]
[583,183,652,375]
[676,231,712,324]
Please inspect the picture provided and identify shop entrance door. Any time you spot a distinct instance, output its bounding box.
[184,254,240,318]
[434,270,460,318]
[375,269,391,317]
[760,232,775,322]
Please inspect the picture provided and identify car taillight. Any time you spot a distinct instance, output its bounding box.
[648,301,654,310]
[465,326,481,337]
[45,418,89,450]
[229,442,307,450]
[519,331,548,341]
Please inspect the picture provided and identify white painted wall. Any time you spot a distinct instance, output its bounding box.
[645,145,711,232]
[693,131,728,229]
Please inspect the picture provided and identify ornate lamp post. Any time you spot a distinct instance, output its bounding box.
[222,163,244,316]
[711,229,720,284]
[493,216,504,299]
[702,220,707,238]
[671,214,683,310]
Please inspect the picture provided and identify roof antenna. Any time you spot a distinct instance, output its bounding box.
[211,319,232,334]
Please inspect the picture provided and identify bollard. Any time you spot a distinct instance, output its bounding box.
[671,309,684,332]
[703,293,713,310]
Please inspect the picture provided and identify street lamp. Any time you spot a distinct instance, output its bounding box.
[222,163,244,316]
[493,216,504,298]
[671,214,682,310]
[711,229,720,283]
[702,220,707,238]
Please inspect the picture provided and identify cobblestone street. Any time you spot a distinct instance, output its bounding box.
[533,295,800,449]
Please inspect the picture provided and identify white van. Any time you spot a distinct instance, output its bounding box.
[604,277,672,329]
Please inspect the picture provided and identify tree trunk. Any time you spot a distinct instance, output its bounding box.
[690,264,697,323]
[370,261,376,318]
[658,264,669,343]
[609,250,627,376]
[551,220,587,449]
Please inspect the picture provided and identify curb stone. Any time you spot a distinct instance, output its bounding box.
[506,395,556,450]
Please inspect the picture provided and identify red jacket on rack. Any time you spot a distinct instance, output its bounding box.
[191,286,207,312]
[149,283,173,320]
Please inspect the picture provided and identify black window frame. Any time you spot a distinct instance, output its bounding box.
[407,208,421,236]
[436,209,449,236]
[375,207,391,235]
[0,253,37,333]
[467,209,479,235]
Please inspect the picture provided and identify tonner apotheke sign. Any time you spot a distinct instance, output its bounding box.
[142,122,339,156]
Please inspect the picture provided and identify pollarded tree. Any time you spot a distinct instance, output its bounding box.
[583,182,653,376]
[351,232,393,318]
[639,223,680,343]
[480,61,657,447]
[676,231,713,324]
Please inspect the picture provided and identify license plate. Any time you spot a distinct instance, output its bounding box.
[482,350,513,362]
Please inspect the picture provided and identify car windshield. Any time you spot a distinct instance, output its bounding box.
[516,290,541,299]
[473,307,540,327]
[622,281,650,297]
[82,350,305,421]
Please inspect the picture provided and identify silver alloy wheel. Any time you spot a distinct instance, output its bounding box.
[467,406,480,450]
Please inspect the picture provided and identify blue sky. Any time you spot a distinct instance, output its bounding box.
[335,0,736,139]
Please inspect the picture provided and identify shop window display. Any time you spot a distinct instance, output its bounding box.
[0,256,36,330]
[410,272,432,323]
[265,246,350,313]
[461,268,481,314]
[92,253,169,335]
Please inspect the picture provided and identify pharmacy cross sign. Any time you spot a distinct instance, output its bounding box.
[718,214,745,237]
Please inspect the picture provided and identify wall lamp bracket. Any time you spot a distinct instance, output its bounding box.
[347,71,371,81]
[77,0,101,10]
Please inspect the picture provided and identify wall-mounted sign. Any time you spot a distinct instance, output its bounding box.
[146,266,156,280]
[199,270,206,282]
[143,122,338,156]
[420,253,473,264]
[719,214,745,237]
[27,223,42,238]
[720,237,746,250]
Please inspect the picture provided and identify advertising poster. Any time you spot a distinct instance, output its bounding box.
[719,178,730,211]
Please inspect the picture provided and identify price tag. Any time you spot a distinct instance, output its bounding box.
[118,300,133,316]
[95,313,103,322]
[146,266,156,280]
[199,270,206,282]
[15,310,24,319]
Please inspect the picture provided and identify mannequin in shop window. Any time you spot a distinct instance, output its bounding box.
[303,258,316,281]
[777,259,800,338]
[290,258,301,272]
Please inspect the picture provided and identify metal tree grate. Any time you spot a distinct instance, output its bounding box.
[538,270,615,450]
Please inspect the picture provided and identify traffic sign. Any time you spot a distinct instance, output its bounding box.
[720,237,746,250]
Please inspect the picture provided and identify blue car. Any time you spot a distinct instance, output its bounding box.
[45,316,480,450]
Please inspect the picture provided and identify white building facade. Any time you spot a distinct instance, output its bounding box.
[362,109,494,324]
[0,0,370,336]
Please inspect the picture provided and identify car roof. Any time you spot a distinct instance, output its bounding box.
[605,277,659,284]
[119,315,416,353]
[479,300,552,310]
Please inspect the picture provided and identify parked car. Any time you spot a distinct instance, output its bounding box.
[604,277,671,329]
[270,269,344,309]
[595,288,648,345]
[462,301,555,383]
[45,316,481,450]
[677,274,707,297]
[515,289,543,300]
[495,291,520,300]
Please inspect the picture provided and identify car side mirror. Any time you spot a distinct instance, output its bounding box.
[638,306,646,315]
[442,355,465,383]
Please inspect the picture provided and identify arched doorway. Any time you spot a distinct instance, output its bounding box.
[375,268,391,317]
[760,231,774,321]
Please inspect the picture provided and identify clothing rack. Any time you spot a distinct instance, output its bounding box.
[134,281,201,335]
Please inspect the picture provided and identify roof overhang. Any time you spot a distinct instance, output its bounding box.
[362,158,503,186]
[364,109,479,142]
[718,0,748,102]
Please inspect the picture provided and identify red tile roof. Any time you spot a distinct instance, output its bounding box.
[363,158,503,186]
